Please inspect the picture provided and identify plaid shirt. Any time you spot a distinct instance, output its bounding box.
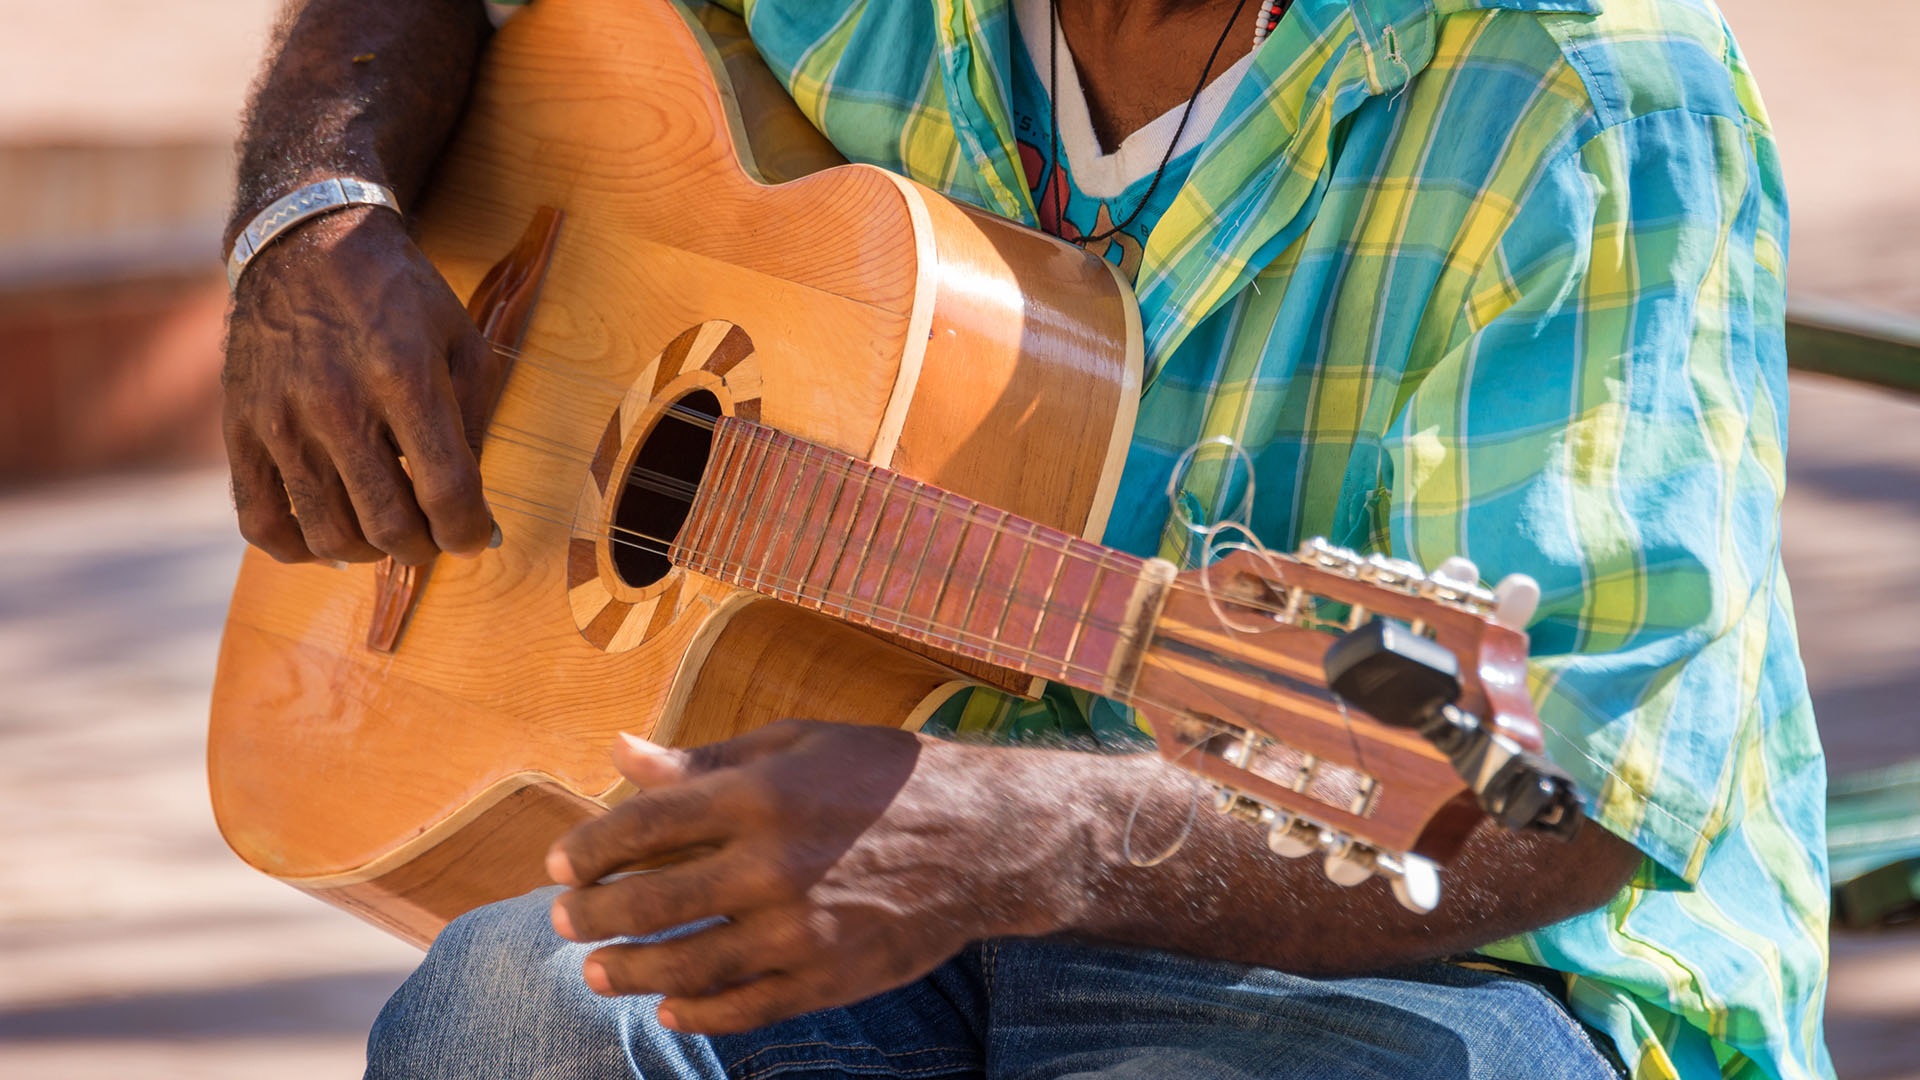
[493,1,1829,1077]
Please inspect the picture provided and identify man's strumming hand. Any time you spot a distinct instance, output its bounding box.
[223,209,500,566]
[545,720,1080,1036]
[221,0,495,565]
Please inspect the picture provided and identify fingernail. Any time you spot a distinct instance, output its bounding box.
[489,520,504,548]
[325,560,350,571]
[619,732,668,755]
[549,897,576,938]
[546,847,576,886]
[582,960,611,994]
[657,1005,679,1030]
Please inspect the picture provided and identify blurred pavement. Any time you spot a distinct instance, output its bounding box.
[0,469,418,1079]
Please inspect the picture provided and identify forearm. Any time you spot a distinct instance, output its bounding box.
[226,0,492,250]
[982,743,1637,975]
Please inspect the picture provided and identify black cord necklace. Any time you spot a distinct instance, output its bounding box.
[1045,0,1254,245]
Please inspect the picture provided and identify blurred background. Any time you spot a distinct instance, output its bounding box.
[0,1,1914,1077]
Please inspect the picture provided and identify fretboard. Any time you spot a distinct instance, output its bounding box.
[669,418,1171,698]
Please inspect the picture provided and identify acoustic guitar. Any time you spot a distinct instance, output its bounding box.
[209,0,1577,948]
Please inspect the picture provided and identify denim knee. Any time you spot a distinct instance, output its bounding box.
[366,888,603,1078]
[364,888,729,1080]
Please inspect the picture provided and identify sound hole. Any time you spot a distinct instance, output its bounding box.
[610,390,722,587]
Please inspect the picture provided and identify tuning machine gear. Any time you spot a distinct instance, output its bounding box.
[1323,617,1583,840]
[1322,835,1379,886]
[1256,807,1323,858]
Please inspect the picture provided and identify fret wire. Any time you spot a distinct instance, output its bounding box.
[926,497,972,642]
[559,420,1191,681]
[472,407,1150,587]
[773,445,833,605]
[486,493,1178,697]
[694,420,744,561]
[954,508,1005,641]
[1033,540,1072,681]
[683,418,1156,585]
[1062,558,1107,674]
[686,421,744,561]
[869,473,917,633]
[510,438,1167,657]
[488,481,1178,661]
[987,533,1038,669]
[822,468,879,619]
[493,494,1144,695]
[742,429,797,595]
[895,480,946,632]
[798,455,854,609]
[841,471,897,625]
[724,427,778,578]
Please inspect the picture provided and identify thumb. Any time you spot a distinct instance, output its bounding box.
[630,719,817,784]
[612,732,695,790]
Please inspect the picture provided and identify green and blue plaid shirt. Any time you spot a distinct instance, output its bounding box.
[494,1,1830,1076]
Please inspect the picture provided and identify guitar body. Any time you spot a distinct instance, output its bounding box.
[209,0,1141,947]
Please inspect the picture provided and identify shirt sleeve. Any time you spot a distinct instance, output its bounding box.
[1383,106,1791,887]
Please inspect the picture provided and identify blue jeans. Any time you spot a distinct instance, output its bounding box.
[366,888,1624,1079]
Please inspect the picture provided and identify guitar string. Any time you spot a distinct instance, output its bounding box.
[479,490,1244,722]
[482,459,1559,837]
[466,362,1321,626]
[482,430,1376,794]
[474,341,1445,637]
[478,410,1359,641]
[476,340,1397,635]
[479,484,1387,831]
[479,420,1341,721]
[419,353,1526,842]
[466,341,1567,800]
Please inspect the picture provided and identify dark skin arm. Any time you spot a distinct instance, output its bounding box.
[548,721,1641,1036]
[223,0,497,566]
[234,0,1641,1038]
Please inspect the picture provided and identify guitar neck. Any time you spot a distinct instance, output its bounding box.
[670,417,1175,698]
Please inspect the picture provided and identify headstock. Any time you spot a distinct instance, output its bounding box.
[1131,539,1581,912]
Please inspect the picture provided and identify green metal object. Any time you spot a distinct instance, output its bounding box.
[1786,298,1920,929]
[1786,298,1920,396]
[1828,760,1920,929]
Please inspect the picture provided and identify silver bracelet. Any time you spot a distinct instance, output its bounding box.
[225,177,401,292]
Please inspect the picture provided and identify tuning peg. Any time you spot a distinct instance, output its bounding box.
[1260,808,1323,858]
[1433,555,1480,587]
[1322,835,1378,886]
[1380,852,1441,913]
[1210,787,1264,823]
[1493,573,1540,631]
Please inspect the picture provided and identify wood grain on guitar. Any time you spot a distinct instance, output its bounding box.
[366,207,565,654]
[207,0,1573,947]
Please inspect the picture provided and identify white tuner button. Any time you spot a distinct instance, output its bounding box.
[1265,812,1321,858]
[1493,573,1541,631]
[1322,835,1378,886]
[1434,555,1480,588]
[1385,852,1441,913]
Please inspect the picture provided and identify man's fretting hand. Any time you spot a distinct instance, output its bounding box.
[546,718,1640,1037]
[222,208,500,565]
[545,720,1077,1037]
